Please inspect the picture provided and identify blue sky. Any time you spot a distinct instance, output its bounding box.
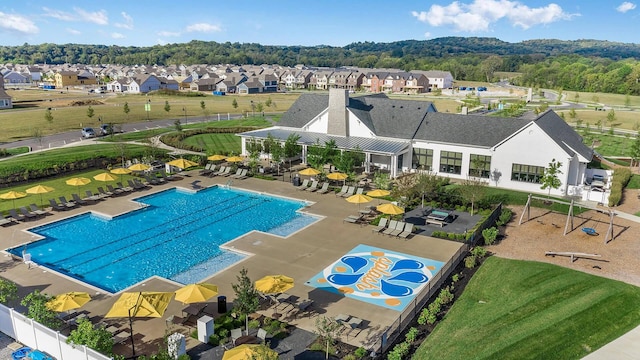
[2,1,639,47]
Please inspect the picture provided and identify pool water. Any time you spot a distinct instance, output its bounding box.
[10,187,319,293]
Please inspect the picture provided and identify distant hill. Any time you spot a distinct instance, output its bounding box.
[1,37,639,67]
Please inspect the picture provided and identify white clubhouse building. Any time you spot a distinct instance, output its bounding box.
[239,89,594,197]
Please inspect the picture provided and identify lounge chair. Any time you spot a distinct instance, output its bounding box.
[58,196,77,208]
[199,163,214,176]
[381,220,399,235]
[232,169,248,179]
[257,328,268,343]
[49,198,68,211]
[29,204,50,216]
[228,168,243,178]
[388,221,406,236]
[133,179,150,190]
[397,223,414,239]
[295,179,310,190]
[117,182,134,192]
[316,182,330,194]
[0,215,14,226]
[71,193,90,205]
[343,215,363,224]
[160,170,180,181]
[305,180,319,191]
[383,221,403,236]
[335,185,349,197]
[220,167,234,177]
[97,187,113,197]
[371,217,388,233]
[128,180,141,191]
[20,206,40,219]
[211,166,226,177]
[355,187,364,194]
[144,174,161,185]
[106,185,125,196]
[9,209,28,222]
[86,190,106,201]
[231,328,243,343]
[341,186,356,197]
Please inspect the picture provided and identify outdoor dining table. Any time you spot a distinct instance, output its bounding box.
[234,335,261,346]
[182,303,207,317]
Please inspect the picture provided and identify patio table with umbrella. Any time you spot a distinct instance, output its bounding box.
[326,172,347,181]
[0,190,27,210]
[166,158,198,170]
[377,203,405,217]
[93,172,118,183]
[225,155,244,163]
[255,275,295,318]
[367,189,391,204]
[346,193,373,212]
[298,167,320,177]
[128,163,151,172]
[207,154,227,161]
[175,283,218,305]
[111,167,132,183]
[105,291,174,357]
[26,185,55,208]
[46,291,91,313]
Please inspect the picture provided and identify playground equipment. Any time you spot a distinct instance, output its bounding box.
[519,194,616,243]
[545,251,602,263]
[582,227,598,236]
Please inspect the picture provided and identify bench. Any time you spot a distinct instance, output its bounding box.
[425,218,446,227]
[545,251,602,263]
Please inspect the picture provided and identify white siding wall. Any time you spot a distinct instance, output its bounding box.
[304,110,375,138]
[410,141,492,180]
[305,110,328,133]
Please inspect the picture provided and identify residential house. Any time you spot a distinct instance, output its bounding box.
[309,70,333,90]
[0,73,13,109]
[258,73,278,92]
[2,70,29,85]
[237,78,264,94]
[345,72,365,91]
[191,77,221,92]
[54,70,97,88]
[128,74,161,93]
[413,70,454,91]
[294,70,313,89]
[106,79,129,92]
[238,89,593,197]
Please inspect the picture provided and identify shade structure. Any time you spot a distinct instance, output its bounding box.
[223,344,277,360]
[174,283,219,304]
[65,177,91,187]
[93,172,118,182]
[367,189,390,198]
[298,168,320,176]
[110,168,132,175]
[255,275,294,294]
[0,191,27,209]
[376,203,405,215]
[46,292,91,312]
[225,156,244,163]
[105,292,173,319]
[128,163,151,172]
[346,194,373,204]
[207,154,227,161]
[26,185,54,208]
[326,172,348,181]
[166,158,198,169]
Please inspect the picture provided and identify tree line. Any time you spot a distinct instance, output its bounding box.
[3,37,640,94]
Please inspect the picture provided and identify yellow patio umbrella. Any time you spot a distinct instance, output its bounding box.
[223,344,277,360]
[376,203,405,215]
[65,177,91,187]
[225,156,244,163]
[128,163,151,172]
[26,185,54,208]
[346,193,373,211]
[111,167,133,182]
[255,275,294,294]
[174,283,219,304]
[105,291,174,357]
[207,154,227,161]
[367,189,390,197]
[326,172,348,181]
[93,172,118,182]
[46,292,91,312]
[0,190,27,209]
[298,167,320,176]
[166,158,198,169]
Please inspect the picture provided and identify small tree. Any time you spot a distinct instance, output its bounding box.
[255,102,264,116]
[607,109,616,126]
[265,97,272,107]
[87,106,95,120]
[0,278,18,305]
[44,108,54,126]
[123,102,130,120]
[271,141,284,176]
[540,159,563,198]
[458,178,487,215]
[21,290,63,330]
[232,98,238,109]
[314,316,342,360]
[164,100,171,114]
[173,119,183,132]
[630,132,640,168]
[32,128,44,149]
[231,268,259,333]
[67,318,114,356]
[283,133,301,170]
[568,108,576,119]
[482,227,499,245]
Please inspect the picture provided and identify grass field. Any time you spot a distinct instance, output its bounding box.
[415,257,640,360]
[181,133,241,154]
[579,132,635,156]
[0,89,299,142]
[557,109,640,131]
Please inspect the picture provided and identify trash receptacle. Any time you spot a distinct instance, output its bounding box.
[217,295,227,313]
[292,176,301,187]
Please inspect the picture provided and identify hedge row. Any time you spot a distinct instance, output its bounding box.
[161,126,259,152]
[608,168,632,207]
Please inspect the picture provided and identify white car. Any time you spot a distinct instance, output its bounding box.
[81,127,96,138]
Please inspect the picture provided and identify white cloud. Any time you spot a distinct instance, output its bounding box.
[185,23,222,33]
[424,32,432,38]
[157,39,167,46]
[412,0,576,32]
[158,30,181,37]
[616,2,636,12]
[66,28,81,35]
[111,32,125,39]
[42,7,108,25]
[0,12,38,34]
[115,12,134,29]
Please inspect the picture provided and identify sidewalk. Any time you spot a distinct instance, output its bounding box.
[582,325,640,359]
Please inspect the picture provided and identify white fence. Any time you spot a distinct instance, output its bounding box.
[0,304,111,360]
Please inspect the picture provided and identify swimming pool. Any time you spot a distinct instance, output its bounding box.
[9,187,319,293]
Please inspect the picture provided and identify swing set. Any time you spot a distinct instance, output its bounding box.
[518,194,616,243]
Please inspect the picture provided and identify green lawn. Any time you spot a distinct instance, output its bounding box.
[181,133,241,154]
[626,174,640,189]
[580,132,635,156]
[481,187,584,214]
[415,257,640,360]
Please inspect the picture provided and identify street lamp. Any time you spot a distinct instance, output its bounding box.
[182,106,187,125]
[250,100,255,117]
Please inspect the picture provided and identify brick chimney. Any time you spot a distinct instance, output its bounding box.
[327,88,349,136]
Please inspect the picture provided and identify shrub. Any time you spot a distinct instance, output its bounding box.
[438,286,454,305]
[343,355,357,360]
[426,312,438,325]
[428,300,441,316]
[405,327,419,343]
[388,341,411,360]
[452,273,460,283]
[609,168,632,206]
[417,308,430,325]
[248,319,261,330]
[496,207,513,226]
[354,347,368,359]
[471,246,487,258]
[482,227,499,245]
[208,333,220,346]
[465,255,477,268]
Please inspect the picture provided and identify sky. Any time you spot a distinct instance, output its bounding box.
[1,0,639,47]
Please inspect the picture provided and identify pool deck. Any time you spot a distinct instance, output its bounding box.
[0,173,463,356]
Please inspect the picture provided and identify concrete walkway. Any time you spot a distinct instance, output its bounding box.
[582,325,640,359]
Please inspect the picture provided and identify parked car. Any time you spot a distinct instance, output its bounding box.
[99,124,113,136]
[81,127,96,138]
[478,86,487,91]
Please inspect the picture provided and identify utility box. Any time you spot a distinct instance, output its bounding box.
[197,315,214,343]
[167,332,186,359]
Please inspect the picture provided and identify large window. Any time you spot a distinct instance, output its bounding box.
[511,164,544,183]
[469,154,491,178]
[412,148,433,171]
[439,151,462,174]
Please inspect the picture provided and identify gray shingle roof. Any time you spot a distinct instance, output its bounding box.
[413,112,530,147]
[534,110,594,160]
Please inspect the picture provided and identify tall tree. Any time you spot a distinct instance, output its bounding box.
[283,133,301,170]
[231,268,259,334]
[86,106,94,120]
[540,159,563,198]
[123,102,130,120]
[44,108,54,127]
[480,55,503,82]
[21,290,63,330]
[67,318,115,356]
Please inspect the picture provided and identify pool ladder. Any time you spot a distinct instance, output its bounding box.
[225,180,233,189]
